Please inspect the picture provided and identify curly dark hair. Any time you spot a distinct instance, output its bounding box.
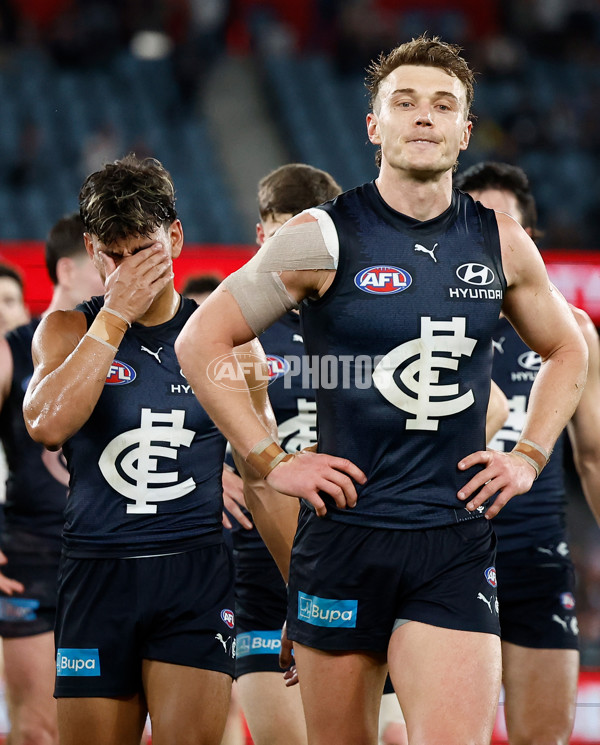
[454,161,542,242]
[365,34,475,115]
[79,154,177,246]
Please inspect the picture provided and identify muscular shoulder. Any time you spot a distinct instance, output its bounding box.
[32,310,88,364]
[496,211,546,289]
[571,306,598,345]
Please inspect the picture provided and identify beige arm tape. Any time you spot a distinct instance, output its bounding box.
[511,438,550,479]
[246,436,294,479]
[222,209,339,335]
[86,308,129,352]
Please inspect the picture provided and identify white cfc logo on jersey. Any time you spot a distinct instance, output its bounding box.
[99,408,196,514]
[488,394,527,452]
[372,317,476,430]
[278,398,317,452]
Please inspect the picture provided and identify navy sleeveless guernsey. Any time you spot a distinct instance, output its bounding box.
[300,183,506,529]
[489,316,566,551]
[232,311,317,551]
[1,319,66,546]
[62,296,226,558]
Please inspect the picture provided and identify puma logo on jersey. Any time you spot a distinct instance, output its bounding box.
[552,614,568,632]
[477,593,494,614]
[141,346,163,363]
[492,337,505,354]
[414,243,438,262]
[293,334,304,343]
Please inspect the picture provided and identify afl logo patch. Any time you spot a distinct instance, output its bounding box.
[484,567,497,588]
[354,266,412,295]
[456,263,495,286]
[560,592,575,610]
[105,360,136,386]
[267,355,290,381]
[221,609,235,629]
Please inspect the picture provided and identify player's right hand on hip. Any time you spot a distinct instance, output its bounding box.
[266,450,366,516]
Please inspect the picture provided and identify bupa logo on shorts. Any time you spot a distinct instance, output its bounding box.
[354,266,412,295]
[298,592,358,628]
[561,592,575,610]
[517,351,541,371]
[484,566,497,588]
[236,630,282,658]
[105,360,136,386]
[221,608,235,629]
[456,263,495,286]
[0,597,39,622]
[267,355,290,381]
[56,648,101,676]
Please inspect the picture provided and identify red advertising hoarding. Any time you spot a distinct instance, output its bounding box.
[2,243,598,324]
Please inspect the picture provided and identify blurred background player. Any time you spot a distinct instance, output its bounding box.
[455,161,600,745]
[0,214,104,745]
[0,264,29,339]
[231,163,341,745]
[182,274,222,307]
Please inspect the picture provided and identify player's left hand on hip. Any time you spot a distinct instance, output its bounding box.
[221,466,253,530]
[456,448,536,519]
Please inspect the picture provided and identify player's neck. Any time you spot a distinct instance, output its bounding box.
[44,286,82,315]
[375,167,453,222]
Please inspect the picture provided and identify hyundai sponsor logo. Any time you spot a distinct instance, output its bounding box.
[456,263,495,286]
[517,351,541,371]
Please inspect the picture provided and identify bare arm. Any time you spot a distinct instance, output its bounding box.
[24,244,174,449]
[458,213,588,517]
[23,310,114,448]
[229,339,299,581]
[567,307,600,526]
[485,379,508,444]
[176,217,366,513]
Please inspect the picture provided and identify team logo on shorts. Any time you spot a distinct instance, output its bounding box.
[267,355,290,381]
[105,360,136,385]
[236,630,281,658]
[484,567,497,588]
[221,608,235,629]
[354,266,412,295]
[56,648,101,676]
[298,592,358,628]
[560,592,575,610]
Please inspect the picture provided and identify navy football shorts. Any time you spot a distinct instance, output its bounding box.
[496,540,579,650]
[54,542,236,698]
[287,508,499,652]
[0,529,60,638]
[234,545,288,677]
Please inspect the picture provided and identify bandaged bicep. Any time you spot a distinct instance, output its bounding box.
[222,209,339,335]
